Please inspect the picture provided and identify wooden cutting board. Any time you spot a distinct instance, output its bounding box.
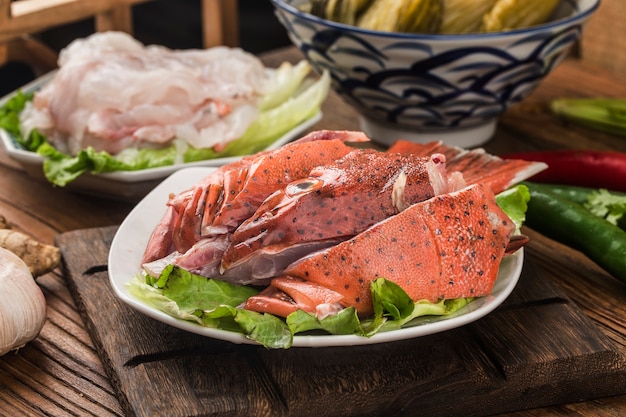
[56,226,626,417]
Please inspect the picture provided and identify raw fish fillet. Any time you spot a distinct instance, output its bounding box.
[20,32,277,155]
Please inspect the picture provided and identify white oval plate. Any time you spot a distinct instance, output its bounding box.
[109,167,524,347]
[0,72,322,201]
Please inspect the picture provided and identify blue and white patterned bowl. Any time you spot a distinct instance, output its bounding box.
[270,0,600,147]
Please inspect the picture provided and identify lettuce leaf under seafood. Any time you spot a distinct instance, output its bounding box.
[127,268,468,349]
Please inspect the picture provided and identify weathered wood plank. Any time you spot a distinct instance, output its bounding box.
[56,226,626,417]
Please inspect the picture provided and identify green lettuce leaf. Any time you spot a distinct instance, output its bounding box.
[282,279,472,339]
[155,264,258,310]
[0,90,47,151]
[0,91,29,134]
[202,69,330,158]
[258,60,312,111]
[128,267,473,348]
[128,265,259,331]
[128,266,294,348]
[234,309,293,349]
[496,184,530,230]
[364,278,472,334]
[286,307,363,336]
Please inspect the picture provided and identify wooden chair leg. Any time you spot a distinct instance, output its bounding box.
[202,0,239,48]
[221,0,238,47]
[0,43,7,68]
[4,35,58,76]
[95,5,134,33]
[0,0,152,78]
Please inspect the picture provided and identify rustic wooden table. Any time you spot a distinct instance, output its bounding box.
[1,46,626,417]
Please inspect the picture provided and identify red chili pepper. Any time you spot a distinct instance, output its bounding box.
[501,150,626,193]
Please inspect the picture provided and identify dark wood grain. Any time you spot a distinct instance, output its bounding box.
[55,226,626,417]
[580,0,626,77]
[2,46,626,417]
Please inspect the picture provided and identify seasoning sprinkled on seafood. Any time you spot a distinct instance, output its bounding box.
[140,130,545,319]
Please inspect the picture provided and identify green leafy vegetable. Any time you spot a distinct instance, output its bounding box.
[129,268,470,348]
[495,184,530,230]
[0,90,31,131]
[156,264,257,311]
[0,91,47,151]
[213,70,330,158]
[364,278,472,334]
[286,308,363,336]
[584,189,626,227]
[258,60,312,111]
[128,266,257,329]
[235,310,294,349]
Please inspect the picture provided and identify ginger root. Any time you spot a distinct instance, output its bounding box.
[0,216,61,277]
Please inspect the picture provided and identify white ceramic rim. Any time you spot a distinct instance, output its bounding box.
[358,116,497,149]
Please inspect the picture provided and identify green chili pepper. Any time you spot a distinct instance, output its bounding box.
[523,183,626,230]
[528,183,596,204]
[523,182,626,283]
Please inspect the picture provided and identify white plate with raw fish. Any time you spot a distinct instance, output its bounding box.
[0,106,321,201]
[0,32,329,201]
[108,132,544,347]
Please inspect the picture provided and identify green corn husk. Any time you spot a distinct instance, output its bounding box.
[357,0,443,33]
[440,0,497,34]
[480,0,560,32]
[550,98,626,137]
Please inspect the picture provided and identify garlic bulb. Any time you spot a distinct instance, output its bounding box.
[0,247,47,356]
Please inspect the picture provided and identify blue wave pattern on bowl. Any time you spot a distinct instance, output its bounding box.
[272,0,598,134]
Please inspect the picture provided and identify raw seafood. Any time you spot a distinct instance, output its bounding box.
[244,182,517,317]
[142,130,371,279]
[387,140,546,194]
[141,131,546,318]
[219,149,466,282]
[19,31,310,156]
